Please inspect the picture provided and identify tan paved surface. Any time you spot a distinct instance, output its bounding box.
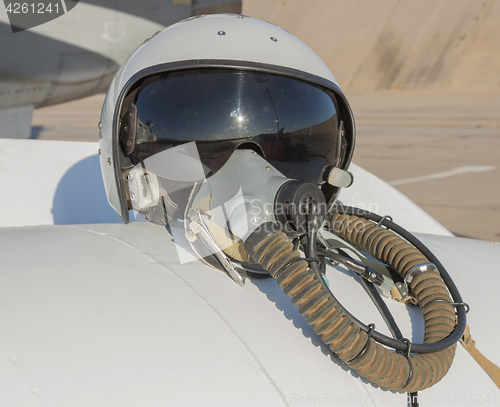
[31,95,105,143]
[31,91,500,241]
[349,91,500,242]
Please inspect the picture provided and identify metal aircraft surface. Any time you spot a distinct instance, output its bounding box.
[1,138,499,406]
[0,0,241,137]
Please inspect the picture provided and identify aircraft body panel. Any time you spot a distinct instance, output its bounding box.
[0,2,172,110]
[0,222,498,406]
[0,0,242,137]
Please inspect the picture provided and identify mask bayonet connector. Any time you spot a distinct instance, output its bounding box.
[188,210,246,287]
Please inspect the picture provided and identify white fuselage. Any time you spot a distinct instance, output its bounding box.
[1,138,499,406]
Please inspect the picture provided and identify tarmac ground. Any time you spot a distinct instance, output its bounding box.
[31,91,500,242]
[349,91,500,242]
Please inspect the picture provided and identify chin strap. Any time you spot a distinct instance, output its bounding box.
[460,325,500,390]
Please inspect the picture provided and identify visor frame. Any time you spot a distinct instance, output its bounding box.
[113,60,356,223]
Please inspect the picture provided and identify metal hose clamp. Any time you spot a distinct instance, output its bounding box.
[404,262,439,287]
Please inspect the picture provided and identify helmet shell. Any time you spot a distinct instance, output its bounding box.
[99,14,355,222]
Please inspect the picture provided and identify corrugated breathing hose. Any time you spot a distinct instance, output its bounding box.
[245,214,458,393]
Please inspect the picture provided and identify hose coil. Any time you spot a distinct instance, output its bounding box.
[246,214,457,393]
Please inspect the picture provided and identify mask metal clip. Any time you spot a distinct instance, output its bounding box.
[188,210,246,287]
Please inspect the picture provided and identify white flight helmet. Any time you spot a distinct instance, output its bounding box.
[99,14,355,223]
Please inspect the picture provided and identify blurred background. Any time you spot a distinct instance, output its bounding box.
[3,0,499,241]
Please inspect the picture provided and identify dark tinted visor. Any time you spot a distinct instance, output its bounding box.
[120,69,340,184]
